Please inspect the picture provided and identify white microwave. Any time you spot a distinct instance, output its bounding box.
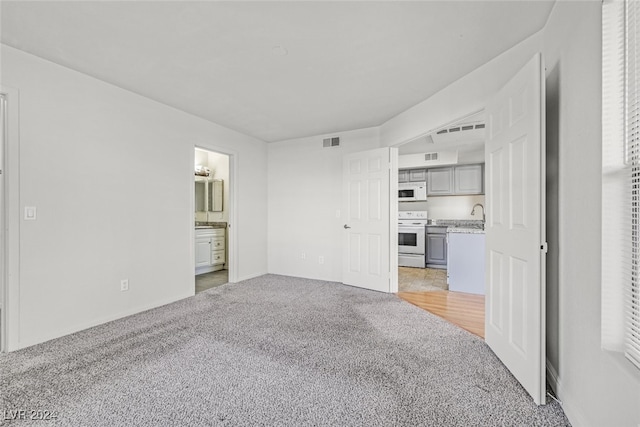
[399,182,427,201]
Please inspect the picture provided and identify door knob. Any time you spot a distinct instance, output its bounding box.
[344,224,351,229]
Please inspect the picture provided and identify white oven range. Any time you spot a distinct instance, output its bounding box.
[398,211,428,268]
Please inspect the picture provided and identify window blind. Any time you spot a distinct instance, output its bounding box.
[626,0,640,370]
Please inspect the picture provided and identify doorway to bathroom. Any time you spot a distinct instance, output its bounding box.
[194,147,232,293]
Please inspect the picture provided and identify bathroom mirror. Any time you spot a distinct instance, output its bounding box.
[195,180,206,212]
[195,178,223,213]
[208,179,223,212]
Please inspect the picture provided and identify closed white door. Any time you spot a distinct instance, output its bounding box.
[342,147,396,293]
[485,53,546,404]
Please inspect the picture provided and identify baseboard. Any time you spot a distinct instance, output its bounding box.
[546,359,590,427]
[13,292,193,352]
[235,271,268,282]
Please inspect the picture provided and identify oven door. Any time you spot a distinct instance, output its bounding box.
[398,225,426,254]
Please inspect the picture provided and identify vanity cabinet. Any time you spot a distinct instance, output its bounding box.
[195,228,226,274]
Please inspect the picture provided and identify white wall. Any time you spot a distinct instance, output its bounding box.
[542,2,640,426]
[267,127,380,281]
[400,195,485,221]
[1,45,268,350]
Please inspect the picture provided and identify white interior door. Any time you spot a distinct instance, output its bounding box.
[485,53,546,404]
[342,147,396,293]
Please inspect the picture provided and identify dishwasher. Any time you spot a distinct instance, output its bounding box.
[425,226,448,269]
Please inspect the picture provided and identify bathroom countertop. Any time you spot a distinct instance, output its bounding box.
[195,222,227,229]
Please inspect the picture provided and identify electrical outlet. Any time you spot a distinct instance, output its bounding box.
[120,279,129,292]
[301,252,306,260]
[319,256,324,264]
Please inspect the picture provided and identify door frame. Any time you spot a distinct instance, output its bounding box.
[1,85,20,353]
[191,144,238,285]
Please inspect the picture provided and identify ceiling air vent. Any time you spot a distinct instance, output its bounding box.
[425,152,439,161]
[322,137,340,148]
[431,121,486,145]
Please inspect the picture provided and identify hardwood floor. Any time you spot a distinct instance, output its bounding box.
[397,290,485,339]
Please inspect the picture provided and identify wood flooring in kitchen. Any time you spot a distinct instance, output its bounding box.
[397,266,485,339]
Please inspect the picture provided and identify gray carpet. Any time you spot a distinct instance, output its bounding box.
[0,275,569,426]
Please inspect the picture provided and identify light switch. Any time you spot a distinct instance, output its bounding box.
[24,206,37,220]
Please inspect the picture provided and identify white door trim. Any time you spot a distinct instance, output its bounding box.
[192,144,239,284]
[389,147,399,293]
[1,85,21,352]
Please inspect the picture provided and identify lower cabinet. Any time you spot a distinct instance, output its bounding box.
[426,227,448,268]
[195,228,226,275]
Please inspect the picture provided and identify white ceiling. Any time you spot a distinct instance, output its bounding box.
[0,1,555,142]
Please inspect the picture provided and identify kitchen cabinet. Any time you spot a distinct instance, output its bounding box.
[399,164,483,194]
[423,163,484,195]
[426,226,448,268]
[454,164,484,195]
[195,227,226,274]
[427,168,454,195]
[399,168,426,183]
[408,169,427,182]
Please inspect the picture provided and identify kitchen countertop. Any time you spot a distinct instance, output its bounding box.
[447,227,485,234]
[426,219,485,233]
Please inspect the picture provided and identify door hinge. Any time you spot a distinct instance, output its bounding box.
[541,242,548,253]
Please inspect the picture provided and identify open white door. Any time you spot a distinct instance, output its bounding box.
[485,53,546,404]
[342,147,397,293]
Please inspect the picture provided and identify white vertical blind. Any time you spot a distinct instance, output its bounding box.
[602,0,628,352]
[626,0,640,370]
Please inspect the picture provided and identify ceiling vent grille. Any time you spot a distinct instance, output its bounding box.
[435,122,484,135]
[430,121,486,145]
[322,137,340,148]
[425,152,439,161]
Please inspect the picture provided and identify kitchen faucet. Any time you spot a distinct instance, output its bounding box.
[471,203,485,223]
